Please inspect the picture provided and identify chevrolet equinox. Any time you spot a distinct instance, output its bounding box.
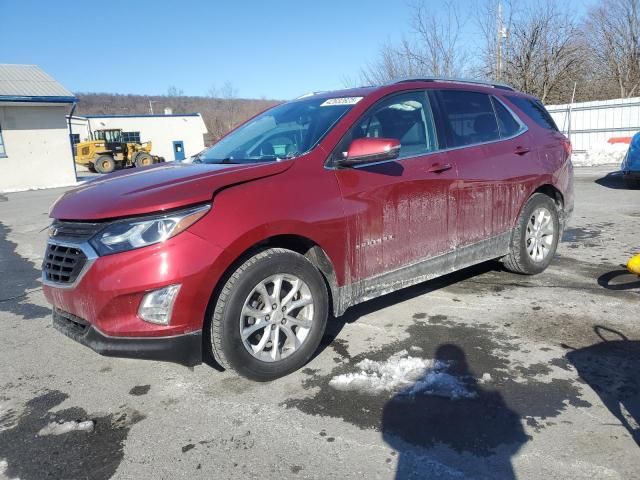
[43,78,573,380]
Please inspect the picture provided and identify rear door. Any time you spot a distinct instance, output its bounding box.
[436,89,532,246]
[331,90,456,281]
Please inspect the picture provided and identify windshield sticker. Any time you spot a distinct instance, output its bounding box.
[320,97,363,107]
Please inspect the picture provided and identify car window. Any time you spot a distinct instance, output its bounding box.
[199,96,357,164]
[439,90,500,147]
[337,91,438,161]
[506,96,559,131]
[492,97,523,138]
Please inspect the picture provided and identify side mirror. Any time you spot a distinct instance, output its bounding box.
[340,137,401,166]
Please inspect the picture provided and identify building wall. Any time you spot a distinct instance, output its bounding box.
[546,97,640,152]
[0,105,76,192]
[73,114,207,161]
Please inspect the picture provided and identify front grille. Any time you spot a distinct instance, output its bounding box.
[43,243,88,284]
[50,220,103,242]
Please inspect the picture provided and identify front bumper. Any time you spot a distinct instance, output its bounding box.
[42,227,228,367]
[53,308,202,366]
[43,230,223,337]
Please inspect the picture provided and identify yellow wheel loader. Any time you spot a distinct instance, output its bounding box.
[74,129,165,174]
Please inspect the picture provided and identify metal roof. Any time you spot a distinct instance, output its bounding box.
[0,64,76,103]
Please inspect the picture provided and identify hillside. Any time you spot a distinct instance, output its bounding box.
[74,93,279,142]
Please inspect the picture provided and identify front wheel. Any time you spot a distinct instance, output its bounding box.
[94,155,115,174]
[209,248,328,381]
[502,193,560,275]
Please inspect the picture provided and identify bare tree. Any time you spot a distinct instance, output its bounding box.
[585,0,640,98]
[166,85,184,97]
[207,81,243,139]
[359,0,468,84]
[476,1,585,103]
[475,0,515,81]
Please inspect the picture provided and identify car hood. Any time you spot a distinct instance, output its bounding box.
[50,161,294,220]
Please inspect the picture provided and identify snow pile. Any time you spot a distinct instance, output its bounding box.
[38,420,95,436]
[572,143,628,167]
[329,350,476,399]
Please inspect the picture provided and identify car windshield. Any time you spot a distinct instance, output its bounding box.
[197,96,361,164]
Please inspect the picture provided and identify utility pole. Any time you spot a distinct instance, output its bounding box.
[148,100,157,115]
[496,2,507,82]
[496,2,502,81]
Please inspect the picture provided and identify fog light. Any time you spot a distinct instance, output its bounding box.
[138,284,181,325]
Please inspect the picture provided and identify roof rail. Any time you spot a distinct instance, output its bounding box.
[391,77,514,91]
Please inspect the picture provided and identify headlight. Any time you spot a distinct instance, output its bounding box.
[90,204,210,256]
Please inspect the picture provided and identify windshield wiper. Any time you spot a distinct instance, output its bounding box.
[201,157,240,164]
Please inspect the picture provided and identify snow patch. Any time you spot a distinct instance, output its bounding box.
[479,373,492,384]
[38,420,95,436]
[329,350,476,399]
[571,143,628,167]
[0,180,85,194]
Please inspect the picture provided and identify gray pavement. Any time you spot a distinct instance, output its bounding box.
[0,166,638,480]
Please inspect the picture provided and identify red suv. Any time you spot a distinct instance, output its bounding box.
[43,79,573,380]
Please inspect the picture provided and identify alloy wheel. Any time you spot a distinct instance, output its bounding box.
[239,274,314,362]
[526,207,555,262]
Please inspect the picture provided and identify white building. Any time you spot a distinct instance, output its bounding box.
[71,113,207,162]
[0,64,77,192]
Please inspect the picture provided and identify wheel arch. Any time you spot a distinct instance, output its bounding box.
[513,183,565,229]
[533,184,564,210]
[205,233,340,327]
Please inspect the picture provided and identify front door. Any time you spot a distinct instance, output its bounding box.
[173,141,185,161]
[332,90,456,284]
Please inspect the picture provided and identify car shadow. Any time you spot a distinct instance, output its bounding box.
[563,326,640,446]
[595,171,628,190]
[382,344,527,479]
[597,269,640,291]
[315,260,503,362]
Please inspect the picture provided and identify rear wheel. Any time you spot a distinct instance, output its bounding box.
[134,152,153,168]
[502,193,560,275]
[209,248,328,381]
[93,155,115,174]
[87,163,96,173]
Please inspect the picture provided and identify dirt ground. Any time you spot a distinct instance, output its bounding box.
[0,166,638,479]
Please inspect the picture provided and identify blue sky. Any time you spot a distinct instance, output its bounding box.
[1,0,596,100]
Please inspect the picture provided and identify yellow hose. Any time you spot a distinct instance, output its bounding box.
[628,254,640,275]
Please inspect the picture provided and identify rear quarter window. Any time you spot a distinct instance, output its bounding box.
[506,96,559,132]
[491,97,523,138]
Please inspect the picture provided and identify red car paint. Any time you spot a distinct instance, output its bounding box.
[43,80,573,365]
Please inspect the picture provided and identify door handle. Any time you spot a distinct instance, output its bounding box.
[427,163,453,173]
[514,146,531,155]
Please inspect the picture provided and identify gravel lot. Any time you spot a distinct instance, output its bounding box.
[0,166,638,480]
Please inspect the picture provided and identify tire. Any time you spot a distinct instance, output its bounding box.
[134,152,153,168]
[87,163,97,173]
[93,155,115,174]
[502,193,560,275]
[209,248,328,381]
